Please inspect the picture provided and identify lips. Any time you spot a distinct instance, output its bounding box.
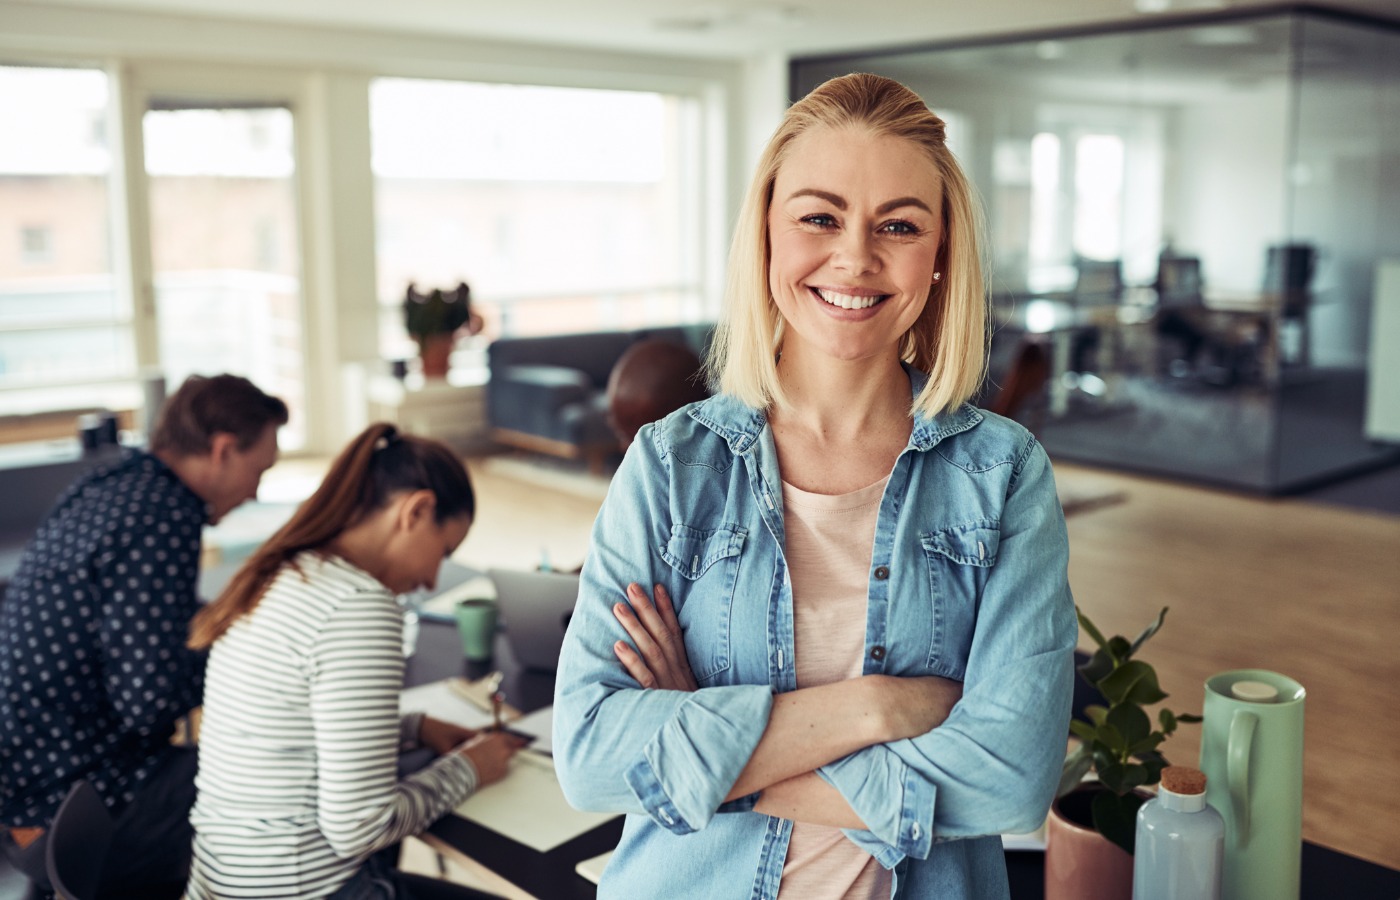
[812,287,888,310]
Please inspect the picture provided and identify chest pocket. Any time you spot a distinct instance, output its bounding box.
[919,523,999,673]
[660,524,745,684]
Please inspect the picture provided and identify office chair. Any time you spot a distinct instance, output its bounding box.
[45,780,111,900]
[1071,255,1123,306]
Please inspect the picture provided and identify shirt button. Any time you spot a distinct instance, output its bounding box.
[871,645,886,660]
[874,566,890,580]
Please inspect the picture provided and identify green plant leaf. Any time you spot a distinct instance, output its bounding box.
[1097,761,1126,793]
[1127,733,1164,756]
[1129,607,1169,655]
[1159,708,1177,734]
[1085,705,1109,726]
[1077,606,1110,651]
[1137,752,1168,785]
[1176,713,1204,723]
[1107,636,1132,663]
[1078,648,1116,685]
[1092,789,1146,855]
[1070,720,1098,742]
[1106,703,1151,748]
[1098,723,1127,755]
[1058,744,1093,798]
[1118,763,1149,790]
[1098,660,1169,706]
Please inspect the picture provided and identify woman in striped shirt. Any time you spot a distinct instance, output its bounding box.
[186,423,523,899]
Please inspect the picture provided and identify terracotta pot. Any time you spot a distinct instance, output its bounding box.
[417,334,454,379]
[1044,786,1135,900]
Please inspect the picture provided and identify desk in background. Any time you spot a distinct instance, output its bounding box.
[408,599,1400,900]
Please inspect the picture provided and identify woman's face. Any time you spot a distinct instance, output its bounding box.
[766,125,943,365]
[383,508,472,596]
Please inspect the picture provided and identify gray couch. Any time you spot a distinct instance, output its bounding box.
[486,324,712,471]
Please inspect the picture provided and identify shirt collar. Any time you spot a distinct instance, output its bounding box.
[688,363,982,455]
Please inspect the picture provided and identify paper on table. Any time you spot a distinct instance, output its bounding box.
[455,750,616,852]
[574,850,614,885]
[506,705,554,756]
[400,679,493,731]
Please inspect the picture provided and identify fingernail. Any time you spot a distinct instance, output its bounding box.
[613,603,629,616]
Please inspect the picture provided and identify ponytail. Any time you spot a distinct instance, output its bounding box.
[188,422,474,650]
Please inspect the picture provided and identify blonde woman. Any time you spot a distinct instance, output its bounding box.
[554,73,1075,899]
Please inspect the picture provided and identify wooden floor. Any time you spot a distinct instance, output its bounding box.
[265,450,1400,870]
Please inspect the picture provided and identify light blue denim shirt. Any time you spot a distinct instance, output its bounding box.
[554,366,1076,899]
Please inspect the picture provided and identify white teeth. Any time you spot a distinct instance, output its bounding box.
[816,288,883,310]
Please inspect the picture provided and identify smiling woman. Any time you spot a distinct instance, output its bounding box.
[553,73,1076,900]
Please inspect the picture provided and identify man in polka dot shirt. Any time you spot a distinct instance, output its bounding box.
[0,374,287,894]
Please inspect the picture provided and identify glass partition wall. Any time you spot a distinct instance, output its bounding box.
[794,6,1400,492]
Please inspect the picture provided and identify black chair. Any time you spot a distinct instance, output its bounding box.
[1071,255,1123,306]
[46,780,112,900]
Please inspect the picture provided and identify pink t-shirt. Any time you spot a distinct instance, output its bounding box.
[776,475,892,900]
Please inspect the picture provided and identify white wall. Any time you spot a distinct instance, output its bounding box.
[0,0,755,451]
[1165,82,1291,295]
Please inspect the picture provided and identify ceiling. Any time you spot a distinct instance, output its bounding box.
[30,0,1400,59]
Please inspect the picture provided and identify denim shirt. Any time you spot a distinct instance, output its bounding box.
[553,366,1076,900]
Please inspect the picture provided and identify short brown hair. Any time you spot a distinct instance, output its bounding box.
[151,374,289,456]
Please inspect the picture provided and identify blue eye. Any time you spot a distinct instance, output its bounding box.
[882,220,920,235]
[801,214,837,228]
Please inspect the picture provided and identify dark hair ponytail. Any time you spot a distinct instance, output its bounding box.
[189,422,474,649]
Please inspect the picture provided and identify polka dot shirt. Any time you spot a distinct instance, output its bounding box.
[1,450,208,827]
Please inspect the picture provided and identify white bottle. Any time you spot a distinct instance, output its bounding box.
[1132,765,1225,900]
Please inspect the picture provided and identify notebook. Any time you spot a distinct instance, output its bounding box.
[490,568,579,672]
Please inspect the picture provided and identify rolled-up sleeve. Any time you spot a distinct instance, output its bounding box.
[553,427,774,834]
[818,436,1076,865]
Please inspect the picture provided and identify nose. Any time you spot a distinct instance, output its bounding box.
[834,228,880,275]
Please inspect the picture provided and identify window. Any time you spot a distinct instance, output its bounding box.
[20,226,53,264]
[0,64,135,421]
[142,104,307,450]
[370,78,703,363]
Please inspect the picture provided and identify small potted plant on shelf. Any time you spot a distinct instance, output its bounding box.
[1045,606,1202,900]
[403,281,476,378]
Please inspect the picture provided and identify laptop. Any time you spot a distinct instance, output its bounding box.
[490,568,580,672]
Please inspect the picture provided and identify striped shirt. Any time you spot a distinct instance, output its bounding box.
[186,552,477,899]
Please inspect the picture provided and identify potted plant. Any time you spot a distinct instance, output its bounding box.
[403,281,475,378]
[1045,606,1202,900]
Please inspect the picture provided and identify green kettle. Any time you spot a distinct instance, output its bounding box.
[1199,669,1305,900]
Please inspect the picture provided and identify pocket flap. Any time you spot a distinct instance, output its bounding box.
[661,524,746,580]
[922,524,1000,567]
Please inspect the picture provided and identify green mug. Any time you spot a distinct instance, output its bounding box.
[454,597,498,661]
[1199,669,1305,900]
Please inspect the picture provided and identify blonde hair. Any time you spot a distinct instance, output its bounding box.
[706,73,988,417]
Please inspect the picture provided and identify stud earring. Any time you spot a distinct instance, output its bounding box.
[932,272,943,284]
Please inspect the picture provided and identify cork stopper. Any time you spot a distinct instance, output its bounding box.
[1161,766,1208,796]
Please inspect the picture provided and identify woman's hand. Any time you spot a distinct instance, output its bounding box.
[871,675,964,741]
[419,716,477,756]
[612,582,697,692]
[458,730,528,786]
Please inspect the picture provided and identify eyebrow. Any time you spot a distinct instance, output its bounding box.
[786,188,934,216]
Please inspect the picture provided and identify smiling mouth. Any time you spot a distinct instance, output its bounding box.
[812,287,888,310]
